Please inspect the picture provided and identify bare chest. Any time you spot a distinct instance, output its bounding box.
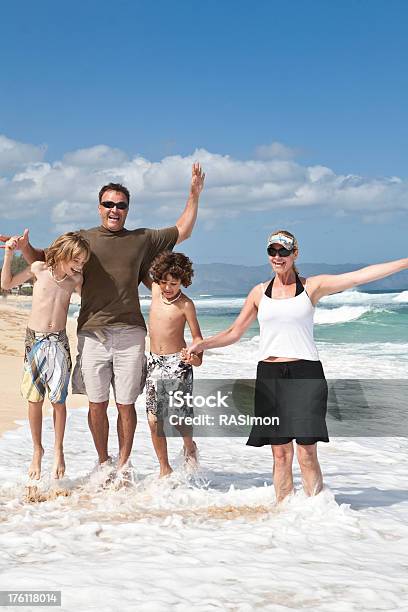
[33,271,73,303]
[149,300,185,330]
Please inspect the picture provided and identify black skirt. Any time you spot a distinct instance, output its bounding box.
[246,359,329,446]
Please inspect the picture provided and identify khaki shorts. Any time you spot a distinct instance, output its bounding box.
[72,326,147,404]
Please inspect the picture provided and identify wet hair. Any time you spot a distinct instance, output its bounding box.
[45,232,91,271]
[150,251,194,287]
[98,183,130,204]
[269,229,300,275]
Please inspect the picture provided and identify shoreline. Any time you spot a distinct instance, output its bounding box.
[0,298,93,437]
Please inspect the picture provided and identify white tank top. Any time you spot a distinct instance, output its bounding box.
[257,276,319,361]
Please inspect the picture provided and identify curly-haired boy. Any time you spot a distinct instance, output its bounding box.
[145,251,203,477]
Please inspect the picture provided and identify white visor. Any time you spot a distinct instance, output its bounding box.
[267,233,294,250]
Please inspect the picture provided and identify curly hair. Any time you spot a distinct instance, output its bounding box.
[150,251,194,287]
[45,232,91,271]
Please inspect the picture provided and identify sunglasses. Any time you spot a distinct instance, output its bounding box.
[267,245,293,257]
[100,200,129,210]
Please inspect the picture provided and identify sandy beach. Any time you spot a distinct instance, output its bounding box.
[0,296,89,436]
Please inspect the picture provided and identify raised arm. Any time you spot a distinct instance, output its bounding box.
[307,258,408,303]
[1,229,45,264]
[187,284,260,355]
[1,238,34,290]
[141,273,153,291]
[175,163,205,244]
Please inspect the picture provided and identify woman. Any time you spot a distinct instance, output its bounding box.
[186,230,408,503]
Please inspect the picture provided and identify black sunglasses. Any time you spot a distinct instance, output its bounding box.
[100,200,129,210]
[267,245,293,257]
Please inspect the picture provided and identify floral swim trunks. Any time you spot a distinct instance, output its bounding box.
[21,327,72,404]
[145,352,193,421]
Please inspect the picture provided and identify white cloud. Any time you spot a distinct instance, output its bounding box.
[0,134,407,232]
[255,142,299,160]
[0,135,46,173]
[62,145,128,169]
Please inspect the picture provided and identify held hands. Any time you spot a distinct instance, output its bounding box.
[4,236,20,251]
[190,163,205,199]
[180,345,202,366]
[0,228,29,251]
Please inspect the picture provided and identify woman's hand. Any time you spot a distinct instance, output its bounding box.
[181,342,204,362]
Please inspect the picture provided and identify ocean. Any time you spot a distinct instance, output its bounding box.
[1,288,407,611]
[139,287,408,379]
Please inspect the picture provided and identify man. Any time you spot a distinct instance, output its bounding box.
[2,163,205,472]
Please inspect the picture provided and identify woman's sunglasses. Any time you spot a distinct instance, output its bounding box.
[267,245,293,257]
[100,200,129,210]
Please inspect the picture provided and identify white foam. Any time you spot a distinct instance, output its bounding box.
[314,305,370,324]
[393,290,408,303]
[192,297,246,309]
[1,410,408,611]
[194,336,408,380]
[321,289,399,306]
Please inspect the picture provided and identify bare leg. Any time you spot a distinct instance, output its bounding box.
[271,442,295,503]
[116,403,136,469]
[175,424,197,465]
[88,401,110,464]
[296,443,323,496]
[51,402,66,479]
[148,415,172,477]
[28,401,44,480]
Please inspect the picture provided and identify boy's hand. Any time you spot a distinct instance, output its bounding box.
[0,233,11,249]
[180,347,192,363]
[180,347,202,366]
[5,236,20,251]
[190,163,205,199]
[0,229,28,250]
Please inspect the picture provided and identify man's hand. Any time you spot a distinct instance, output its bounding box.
[176,164,205,244]
[190,163,205,199]
[16,228,29,251]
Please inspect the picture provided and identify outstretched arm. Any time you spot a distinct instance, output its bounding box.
[308,258,408,303]
[175,163,205,244]
[1,238,34,290]
[186,285,260,355]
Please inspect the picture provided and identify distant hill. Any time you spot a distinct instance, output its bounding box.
[188,263,408,295]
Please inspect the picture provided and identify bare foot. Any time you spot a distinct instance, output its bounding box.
[159,465,173,478]
[28,446,44,480]
[52,449,65,479]
[183,441,198,468]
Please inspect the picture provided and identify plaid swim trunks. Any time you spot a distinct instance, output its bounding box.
[145,352,193,421]
[21,327,72,404]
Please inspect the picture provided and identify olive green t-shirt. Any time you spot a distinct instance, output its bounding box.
[77,225,179,331]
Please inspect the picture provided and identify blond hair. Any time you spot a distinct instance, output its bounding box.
[270,229,299,275]
[45,232,91,271]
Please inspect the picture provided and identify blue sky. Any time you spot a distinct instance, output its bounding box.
[1,0,407,265]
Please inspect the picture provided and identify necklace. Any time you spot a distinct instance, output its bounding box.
[49,269,67,284]
[161,291,182,305]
